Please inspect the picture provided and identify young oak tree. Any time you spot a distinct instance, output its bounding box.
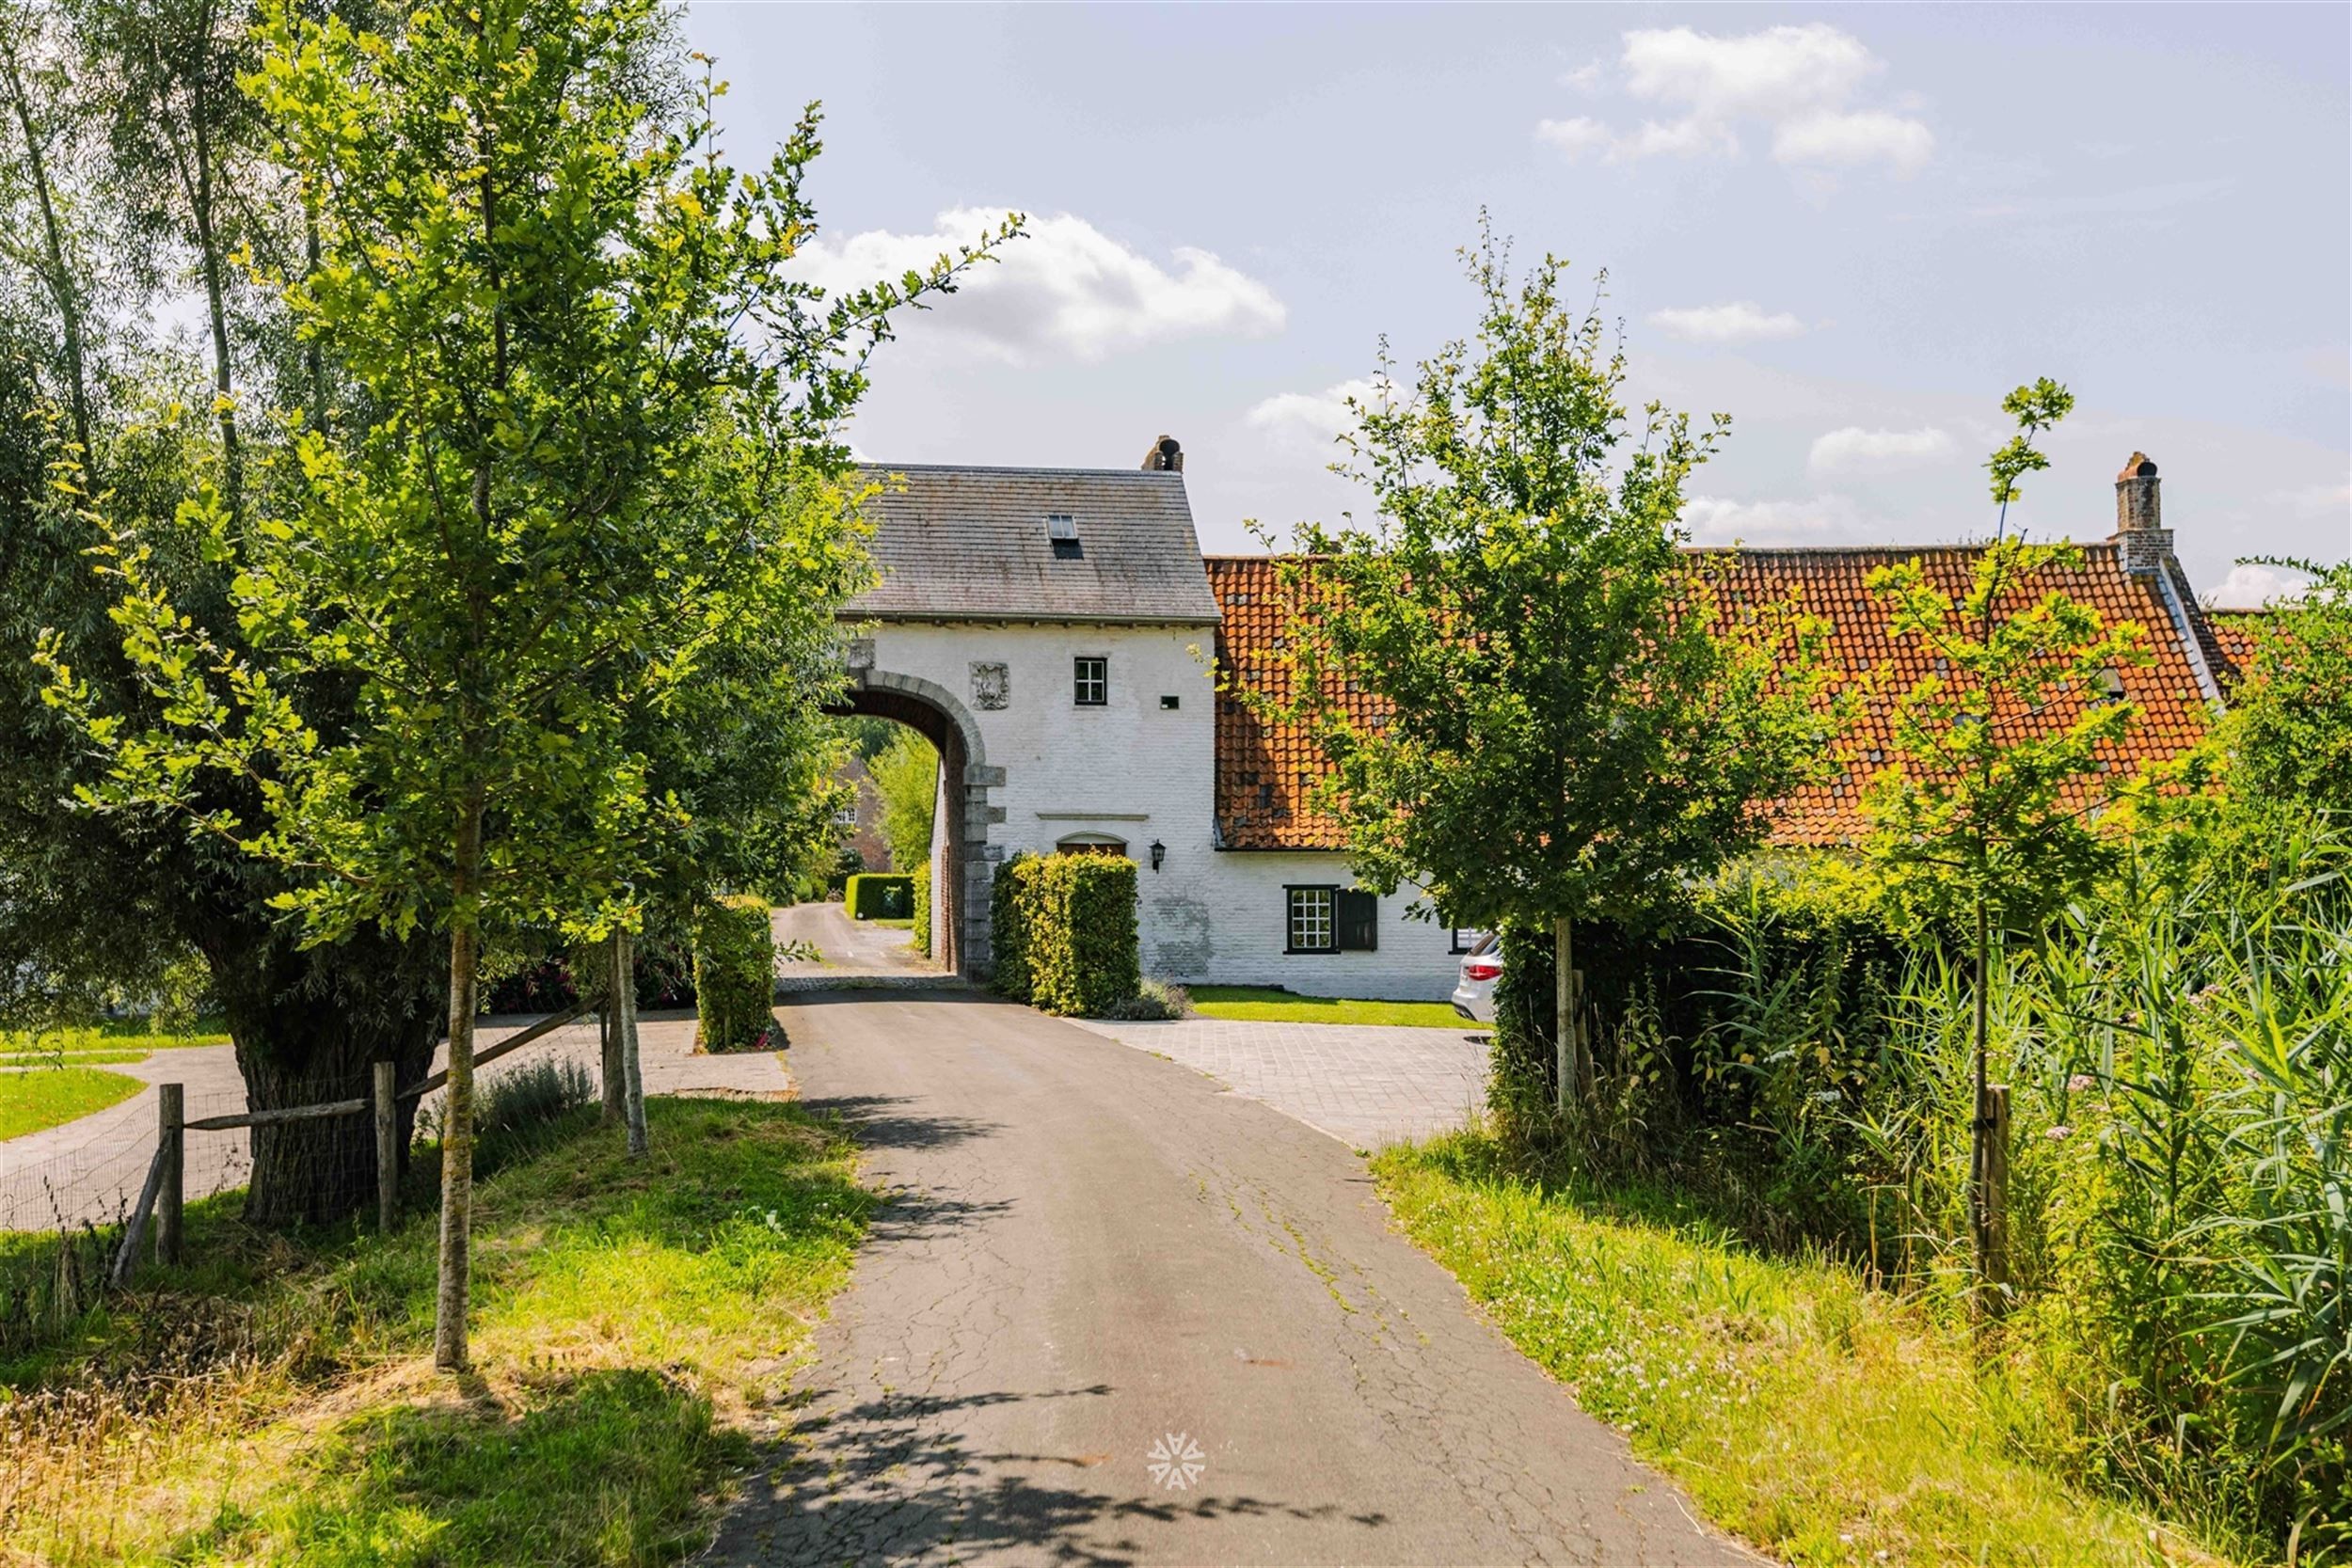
[42,0,1006,1369]
[1862,379,2151,1301]
[1250,230,1836,1114]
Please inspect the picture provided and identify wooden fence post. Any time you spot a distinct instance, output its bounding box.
[374,1061,399,1231]
[1981,1084,2012,1313]
[155,1083,183,1266]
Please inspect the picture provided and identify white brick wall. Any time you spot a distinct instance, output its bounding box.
[866,619,1465,1003]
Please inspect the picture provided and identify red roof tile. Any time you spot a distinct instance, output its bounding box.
[1209,545,2218,852]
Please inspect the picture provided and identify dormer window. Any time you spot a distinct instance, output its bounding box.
[1046,513,1081,560]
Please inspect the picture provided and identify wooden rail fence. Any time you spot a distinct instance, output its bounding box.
[109,1000,603,1288]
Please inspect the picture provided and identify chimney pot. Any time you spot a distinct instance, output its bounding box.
[2112,450,2169,575]
[1142,435,1183,473]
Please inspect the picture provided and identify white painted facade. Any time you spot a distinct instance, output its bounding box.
[870,618,1466,1002]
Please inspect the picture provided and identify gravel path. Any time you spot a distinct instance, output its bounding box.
[706,989,1750,1566]
[1073,1016,1491,1151]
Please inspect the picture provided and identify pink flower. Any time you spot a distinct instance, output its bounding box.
[2046,1125,2074,1142]
[2067,1073,2095,1094]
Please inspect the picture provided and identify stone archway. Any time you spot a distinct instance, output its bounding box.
[824,658,1001,978]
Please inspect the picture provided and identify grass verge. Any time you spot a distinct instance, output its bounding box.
[1185,985,1470,1030]
[2,1096,871,1565]
[1,1024,230,1055]
[1373,1131,2215,1568]
[0,1051,150,1069]
[0,1066,148,1139]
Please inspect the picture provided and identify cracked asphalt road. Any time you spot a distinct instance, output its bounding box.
[705,988,1752,1567]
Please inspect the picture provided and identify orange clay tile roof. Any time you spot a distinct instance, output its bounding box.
[2208,609,2268,682]
[1208,546,2223,852]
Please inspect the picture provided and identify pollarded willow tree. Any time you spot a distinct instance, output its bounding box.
[1251,229,1837,1113]
[42,0,1008,1369]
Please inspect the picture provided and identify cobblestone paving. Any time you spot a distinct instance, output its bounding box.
[1073,1015,1493,1150]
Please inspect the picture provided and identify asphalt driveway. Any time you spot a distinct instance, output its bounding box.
[707,989,1747,1566]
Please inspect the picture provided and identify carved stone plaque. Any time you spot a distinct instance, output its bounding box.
[970,660,1010,710]
[844,637,876,673]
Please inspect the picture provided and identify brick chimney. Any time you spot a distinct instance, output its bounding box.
[1141,435,1184,473]
[2111,451,2170,577]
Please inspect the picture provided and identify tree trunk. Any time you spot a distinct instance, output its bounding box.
[200,918,444,1227]
[617,926,647,1157]
[600,931,626,1124]
[1552,913,1584,1112]
[1971,896,1993,1296]
[0,36,95,476]
[435,786,486,1372]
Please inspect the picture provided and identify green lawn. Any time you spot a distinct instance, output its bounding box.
[869,916,916,929]
[1374,1132,2221,1567]
[4,1098,872,1564]
[1184,985,1470,1030]
[0,1064,148,1139]
[4,1022,230,1053]
[0,1050,151,1068]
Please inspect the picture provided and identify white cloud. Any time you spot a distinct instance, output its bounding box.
[1680,493,1882,546]
[1808,425,1957,475]
[1648,301,1808,344]
[1536,24,1931,177]
[1772,110,1934,175]
[2208,562,2314,610]
[1244,377,1405,452]
[795,207,1285,365]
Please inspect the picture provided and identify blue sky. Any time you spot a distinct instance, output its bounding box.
[688,4,2349,604]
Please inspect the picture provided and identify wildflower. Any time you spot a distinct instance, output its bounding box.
[2046,1125,2073,1142]
[2067,1073,2095,1093]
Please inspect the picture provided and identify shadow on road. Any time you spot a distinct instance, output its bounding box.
[722,1383,1391,1567]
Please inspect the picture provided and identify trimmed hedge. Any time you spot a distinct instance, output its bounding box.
[845,873,914,921]
[990,853,1034,1000]
[692,895,776,1053]
[989,853,1139,1017]
[911,859,932,957]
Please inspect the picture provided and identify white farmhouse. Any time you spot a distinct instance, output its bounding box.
[840,439,2233,1002]
[838,437,1470,1000]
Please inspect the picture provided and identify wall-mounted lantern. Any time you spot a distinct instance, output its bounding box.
[1149,840,1167,872]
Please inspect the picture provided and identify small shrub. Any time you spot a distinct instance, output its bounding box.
[692,895,776,1053]
[844,874,914,921]
[992,855,1138,1016]
[1097,978,1190,1022]
[911,859,932,958]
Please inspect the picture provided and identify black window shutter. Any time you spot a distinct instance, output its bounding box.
[1335,890,1378,952]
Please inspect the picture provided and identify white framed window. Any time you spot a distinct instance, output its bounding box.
[1286,886,1335,954]
[1073,655,1108,706]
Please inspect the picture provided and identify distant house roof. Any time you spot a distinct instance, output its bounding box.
[1209,544,2226,852]
[843,465,1223,626]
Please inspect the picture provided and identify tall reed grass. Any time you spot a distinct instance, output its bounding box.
[1493,826,2352,1559]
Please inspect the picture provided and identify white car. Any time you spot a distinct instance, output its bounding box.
[1451,931,1501,1024]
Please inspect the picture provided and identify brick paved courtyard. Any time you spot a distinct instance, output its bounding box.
[1073,1014,1491,1149]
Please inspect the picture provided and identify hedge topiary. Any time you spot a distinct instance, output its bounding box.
[692,894,777,1053]
[911,859,932,957]
[990,853,1138,1016]
[844,873,914,921]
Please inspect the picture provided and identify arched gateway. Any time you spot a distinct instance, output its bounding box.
[830,444,1222,984]
[823,660,1000,976]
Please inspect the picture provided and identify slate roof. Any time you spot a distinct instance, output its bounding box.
[1209,545,2225,852]
[843,465,1222,626]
